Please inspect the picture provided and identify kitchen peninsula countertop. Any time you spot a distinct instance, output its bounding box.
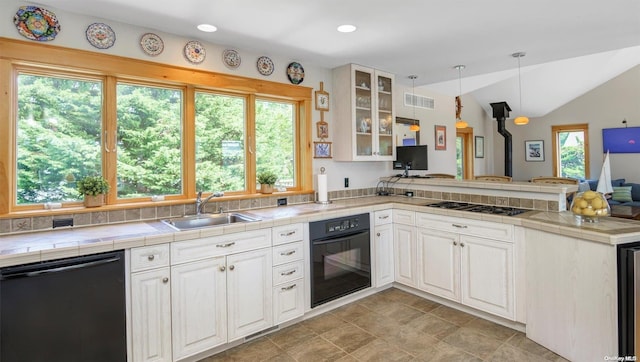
[1,195,639,267]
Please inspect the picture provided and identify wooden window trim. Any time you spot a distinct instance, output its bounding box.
[551,123,590,179]
[456,127,474,179]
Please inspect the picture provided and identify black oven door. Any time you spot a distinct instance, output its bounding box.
[311,231,371,308]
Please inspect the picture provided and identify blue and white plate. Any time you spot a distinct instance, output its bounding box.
[86,23,116,49]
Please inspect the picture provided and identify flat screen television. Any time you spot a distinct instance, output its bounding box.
[393,145,428,177]
[602,127,640,153]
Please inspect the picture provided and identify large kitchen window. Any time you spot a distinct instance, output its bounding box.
[2,40,312,213]
[16,72,103,205]
[552,124,590,179]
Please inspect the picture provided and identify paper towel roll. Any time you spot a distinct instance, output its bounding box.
[317,174,328,202]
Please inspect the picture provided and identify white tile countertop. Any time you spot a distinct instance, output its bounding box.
[1,195,640,267]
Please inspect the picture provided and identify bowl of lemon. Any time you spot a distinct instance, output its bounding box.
[570,190,610,223]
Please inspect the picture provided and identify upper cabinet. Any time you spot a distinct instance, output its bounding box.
[333,64,395,161]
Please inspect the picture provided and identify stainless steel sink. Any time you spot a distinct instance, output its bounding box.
[161,212,261,231]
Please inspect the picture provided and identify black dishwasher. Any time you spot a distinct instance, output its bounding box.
[0,250,126,362]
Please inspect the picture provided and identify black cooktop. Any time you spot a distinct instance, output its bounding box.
[425,201,528,216]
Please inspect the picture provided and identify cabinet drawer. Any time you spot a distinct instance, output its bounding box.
[416,212,514,242]
[131,244,170,272]
[273,260,304,285]
[393,209,415,225]
[273,279,304,325]
[272,223,304,246]
[374,210,393,225]
[171,229,271,265]
[272,242,303,266]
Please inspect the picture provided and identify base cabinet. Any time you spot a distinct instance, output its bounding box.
[374,210,394,287]
[416,228,460,301]
[393,223,417,287]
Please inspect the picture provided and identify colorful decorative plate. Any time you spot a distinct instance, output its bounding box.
[257,56,274,76]
[86,23,116,49]
[140,33,164,56]
[13,6,61,42]
[184,41,206,64]
[286,62,305,85]
[222,49,241,69]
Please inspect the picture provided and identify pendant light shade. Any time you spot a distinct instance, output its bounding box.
[512,52,529,125]
[408,75,420,131]
[454,65,467,128]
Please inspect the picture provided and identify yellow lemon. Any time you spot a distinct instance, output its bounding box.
[590,198,603,209]
[582,190,597,200]
[582,208,596,216]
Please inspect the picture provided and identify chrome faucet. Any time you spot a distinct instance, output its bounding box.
[195,191,219,215]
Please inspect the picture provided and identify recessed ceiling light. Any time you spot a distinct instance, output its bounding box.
[337,24,357,33]
[197,24,218,32]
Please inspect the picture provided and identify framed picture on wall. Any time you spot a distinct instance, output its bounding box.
[475,136,484,158]
[313,141,332,158]
[434,125,446,150]
[525,140,544,161]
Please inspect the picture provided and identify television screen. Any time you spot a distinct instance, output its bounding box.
[393,145,428,173]
[602,127,640,153]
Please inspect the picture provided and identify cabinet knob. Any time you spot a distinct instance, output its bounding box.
[147,255,155,261]
[460,243,465,247]
[162,277,169,284]
[376,232,381,237]
[229,265,235,271]
[453,241,458,246]
[219,265,226,272]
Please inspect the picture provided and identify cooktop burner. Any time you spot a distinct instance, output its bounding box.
[425,201,528,216]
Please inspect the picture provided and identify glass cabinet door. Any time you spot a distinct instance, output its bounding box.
[355,70,373,156]
[377,74,393,156]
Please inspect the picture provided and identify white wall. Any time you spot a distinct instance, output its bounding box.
[497,65,640,182]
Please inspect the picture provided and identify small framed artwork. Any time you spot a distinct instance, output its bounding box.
[435,125,446,150]
[475,136,484,158]
[315,90,329,111]
[525,140,545,161]
[313,141,332,158]
[316,121,329,139]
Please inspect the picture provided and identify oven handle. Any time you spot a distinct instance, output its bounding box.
[312,231,369,246]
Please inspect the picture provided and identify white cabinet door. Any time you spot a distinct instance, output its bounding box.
[393,223,416,287]
[374,223,394,287]
[273,280,304,325]
[227,248,273,341]
[416,228,460,301]
[171,257,227,360]
[460,235,514,320]
[131,268,172,362]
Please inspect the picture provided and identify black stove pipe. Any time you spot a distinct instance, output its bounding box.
[490,102,513,177]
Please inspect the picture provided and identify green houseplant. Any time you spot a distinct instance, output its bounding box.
[257,171,278,194]
[77,175,110,207]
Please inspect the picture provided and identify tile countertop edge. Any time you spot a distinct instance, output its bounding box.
[2,196,640,267]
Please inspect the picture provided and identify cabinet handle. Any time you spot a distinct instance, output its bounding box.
[280,250,296,256]
[216,242,236,248]
[453,241,458,246]
[451,224,468,229]
[280,231,296,237]
[281,284,296,291]
[147,254,155,261]
[378,215,389,220]
[229,265,235,271]
[162,277,169,284]
[460,243,465,247]
[219,266,226,272]
[281,269,296,276]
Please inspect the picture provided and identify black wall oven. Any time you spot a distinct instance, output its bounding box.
[309,213,371,308]
[618,241,640,357]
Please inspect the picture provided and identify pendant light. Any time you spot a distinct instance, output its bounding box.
[408,75,420,131]
[454,65,468,129]
[512,52,529,125]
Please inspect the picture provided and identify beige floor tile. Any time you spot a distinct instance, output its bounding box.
[350,338,413,361]
[302,313,349,335]
[506,332,570,361]
[321,323,376,353]
[268,323,317,351]
[407,297,440,313]
[351,311,403,338]
[463,317,518,342]
[330,302,371,322]
[429,305,476,326]
[487,343,550,362]
[412,341,484,362]
[381,323,440,356]
[406,313,459,340]
[442,328,504,360]
[223,337,285,361]
[286,335,347,361]
[377,302,425,324]
[357,293,394,313]
[380,288,423,305]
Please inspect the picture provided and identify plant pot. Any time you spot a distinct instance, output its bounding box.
[260,184,274,194]
[84,194,104,208]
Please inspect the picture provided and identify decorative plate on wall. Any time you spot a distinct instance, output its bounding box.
[184,41,206,64]
[222,49,241,69]
[140,33,164,56]
[256,56,274,76]
[286,62,305,84]
[86,23,116,49]
[13,6,61,41]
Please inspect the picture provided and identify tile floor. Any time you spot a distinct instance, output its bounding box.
[201,288,569,362]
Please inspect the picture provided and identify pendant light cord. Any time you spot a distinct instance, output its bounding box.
[517,55,523,113]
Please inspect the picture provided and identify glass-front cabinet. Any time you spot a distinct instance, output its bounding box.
[333,64,395,161]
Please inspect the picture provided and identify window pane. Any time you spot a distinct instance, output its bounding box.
[116,83,182,198]
[456,136,463,179]
[16,73,102,204]
[255,100,296,187]
[195,92,246,192]
[558,131,585,179]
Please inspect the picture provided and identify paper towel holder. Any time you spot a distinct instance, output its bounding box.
[315,167,332,205]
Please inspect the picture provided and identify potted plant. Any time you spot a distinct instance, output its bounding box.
[77,175,110,207]
[257,171,278,194]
